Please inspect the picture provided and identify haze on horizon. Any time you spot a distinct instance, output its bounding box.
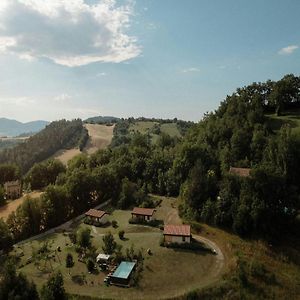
[0,0,300,123]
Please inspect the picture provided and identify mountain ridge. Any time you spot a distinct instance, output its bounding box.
[0,117,49,137]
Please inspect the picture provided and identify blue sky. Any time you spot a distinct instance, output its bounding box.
[0,0,300,122]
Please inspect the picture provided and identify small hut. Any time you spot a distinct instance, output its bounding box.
[131,207,156,222]
[84,209,108,225]
[4,180,22,199]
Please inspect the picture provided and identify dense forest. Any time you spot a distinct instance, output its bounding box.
[0,119,88,174]
[1,74,300,249]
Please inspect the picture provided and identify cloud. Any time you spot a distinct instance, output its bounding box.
[278,45,299,55]
[96,72,107,76]
[0,0,141,67]
[0,96,36,106]
[54,93,72,102]
[182,67,200,73]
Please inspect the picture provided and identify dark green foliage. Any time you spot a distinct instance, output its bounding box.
[0,119,86,173]
[118,230,125,240]
[41,271,66,300]
[0,260,39,300]
[0,163,20,185]
[76,228,91,249]
[128,217,163,228]
[0,219,13,251]
[66,253,74,270]
[6,196,41,241]
[25,159,66,190]
[102,232,117,255]
[78,128,89,151]
[0,185,5,206]
[86,259,95,273]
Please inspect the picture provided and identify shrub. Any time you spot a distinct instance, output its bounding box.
[160,240,212,252]
[118,230,125,240]
[76,228,91,249]
[112,220,118,228]
[87,259,95,273]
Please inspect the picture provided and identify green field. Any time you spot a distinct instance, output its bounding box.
[129,121,182,144]
[266,109,300,137]
[12,197,220,300]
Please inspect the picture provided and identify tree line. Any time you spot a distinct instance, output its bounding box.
[0,119,88,174]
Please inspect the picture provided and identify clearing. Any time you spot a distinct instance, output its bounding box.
[13,197,224,300]
[129,121,182,144]
[83,123,115,155]
[266,109,300,137]
[0,191,42,220]
[53,124,114,164]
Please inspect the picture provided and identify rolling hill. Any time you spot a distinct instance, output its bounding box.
[0,118,49,137]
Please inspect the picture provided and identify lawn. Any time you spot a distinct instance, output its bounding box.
[12,197,220,300]
[266,109,300,137]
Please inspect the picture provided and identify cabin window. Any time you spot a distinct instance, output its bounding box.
[182,236,186,242]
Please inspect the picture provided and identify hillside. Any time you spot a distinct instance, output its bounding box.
[83,123,115,154]
[0,119,87,173]
[111,118,193,147]
[266,109,300,136]
[53,123,114,164]
[0,118,49,137]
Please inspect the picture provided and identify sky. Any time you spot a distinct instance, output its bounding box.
[0,0,300,122]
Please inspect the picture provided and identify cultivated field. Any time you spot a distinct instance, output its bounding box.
[0,191,42,220]
[83,123,115,155]
[13,197,223,300]
[53,124,114,164]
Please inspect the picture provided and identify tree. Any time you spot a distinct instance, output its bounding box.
[66,253,74,275]
[0,185,5,206]
[41,271,66,300]
[118,230,125,240]
[87,259,95,273]
[0,260,39,300]
[102,232,117,255]
[76,228,91,249]
[0,219,13,251]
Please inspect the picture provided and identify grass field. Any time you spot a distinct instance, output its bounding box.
[266,109,300,137]
[0,191,42,220]
[12,197,221,300]
[53,124,114,164]
[83,124,115,155]
[129,121,182,144]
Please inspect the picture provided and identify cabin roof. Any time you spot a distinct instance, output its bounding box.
[132,207,155,216]
[163,224,191,236]
[85,209,107,219]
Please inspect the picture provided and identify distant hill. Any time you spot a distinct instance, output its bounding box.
[0,118,49,137]
[84,116,120,124]
[0,119,88,173]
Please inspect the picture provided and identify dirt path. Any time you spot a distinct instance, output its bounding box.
[0,191,42,220]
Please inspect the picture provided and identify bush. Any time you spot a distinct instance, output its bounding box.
[76,228,91,249]
[160,240,212,252]
[118,230,125,240]
[111,220,118,228]
[87,259,95,273]
[128,217,163,228]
